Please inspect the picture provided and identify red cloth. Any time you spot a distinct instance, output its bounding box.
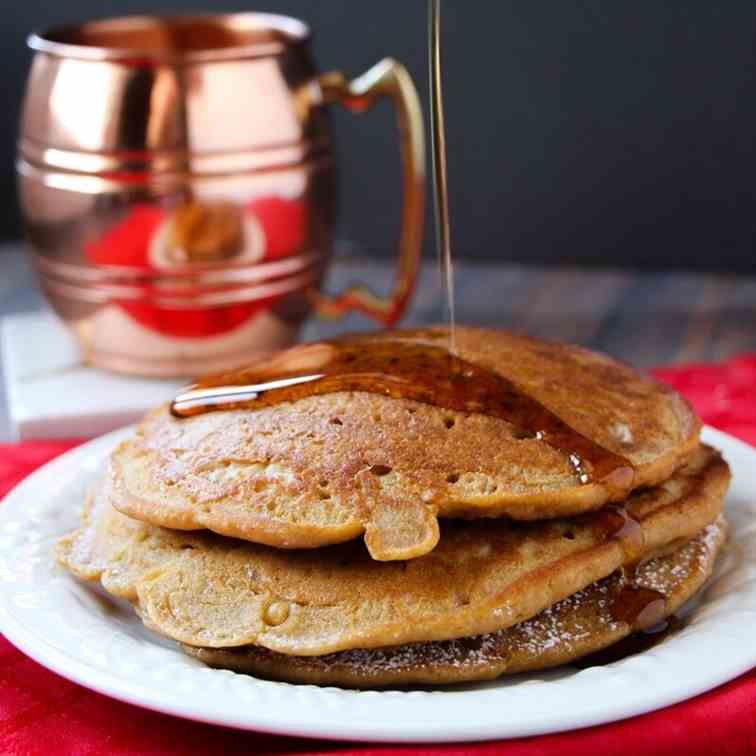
[84,198,308,339]
[2,356,756,755]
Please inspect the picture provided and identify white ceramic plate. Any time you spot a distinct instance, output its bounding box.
[0,426,754,744]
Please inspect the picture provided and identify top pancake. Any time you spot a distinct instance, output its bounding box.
[109,327,701,560]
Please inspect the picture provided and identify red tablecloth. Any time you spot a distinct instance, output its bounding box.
[2,356,756,756]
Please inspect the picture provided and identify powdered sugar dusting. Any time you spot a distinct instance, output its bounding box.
[700,517,725,558]
[512,586,600,656]
[291,521,724,677]
[637,517,724,593]
[303,580,622,676]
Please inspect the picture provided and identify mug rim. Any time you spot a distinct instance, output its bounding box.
[27,12,311,63]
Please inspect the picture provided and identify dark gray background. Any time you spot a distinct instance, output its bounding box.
[2,2,755,271]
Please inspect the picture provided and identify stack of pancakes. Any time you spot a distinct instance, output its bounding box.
[57,327,730,688]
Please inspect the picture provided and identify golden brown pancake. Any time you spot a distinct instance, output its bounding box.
[183,517,727,687]
[108,327,701,560]
[56,445,727,656]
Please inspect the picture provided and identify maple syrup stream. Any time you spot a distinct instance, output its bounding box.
[429,0,457,354]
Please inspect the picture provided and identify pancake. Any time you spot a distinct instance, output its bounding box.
[109,327,701,561]
[183,517,727,687]
[56,445,728,656]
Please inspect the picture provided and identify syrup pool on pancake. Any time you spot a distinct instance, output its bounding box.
[170,336,635,500]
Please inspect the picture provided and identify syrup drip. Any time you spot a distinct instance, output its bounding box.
[568,453,591,485]
[575,544,673,669]
[590,506,667,628]
[574,616,682,669]
[171,339,634,496]
[594,505,645,563]
[610,583,668,630]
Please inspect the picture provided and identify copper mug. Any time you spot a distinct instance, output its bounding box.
[18,13,425,377]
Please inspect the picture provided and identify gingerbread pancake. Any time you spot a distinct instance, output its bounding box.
[56,445,727,656]
[108,327,701,560]
[183,517,727,687]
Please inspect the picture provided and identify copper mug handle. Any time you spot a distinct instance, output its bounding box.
[314,58,426,327]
